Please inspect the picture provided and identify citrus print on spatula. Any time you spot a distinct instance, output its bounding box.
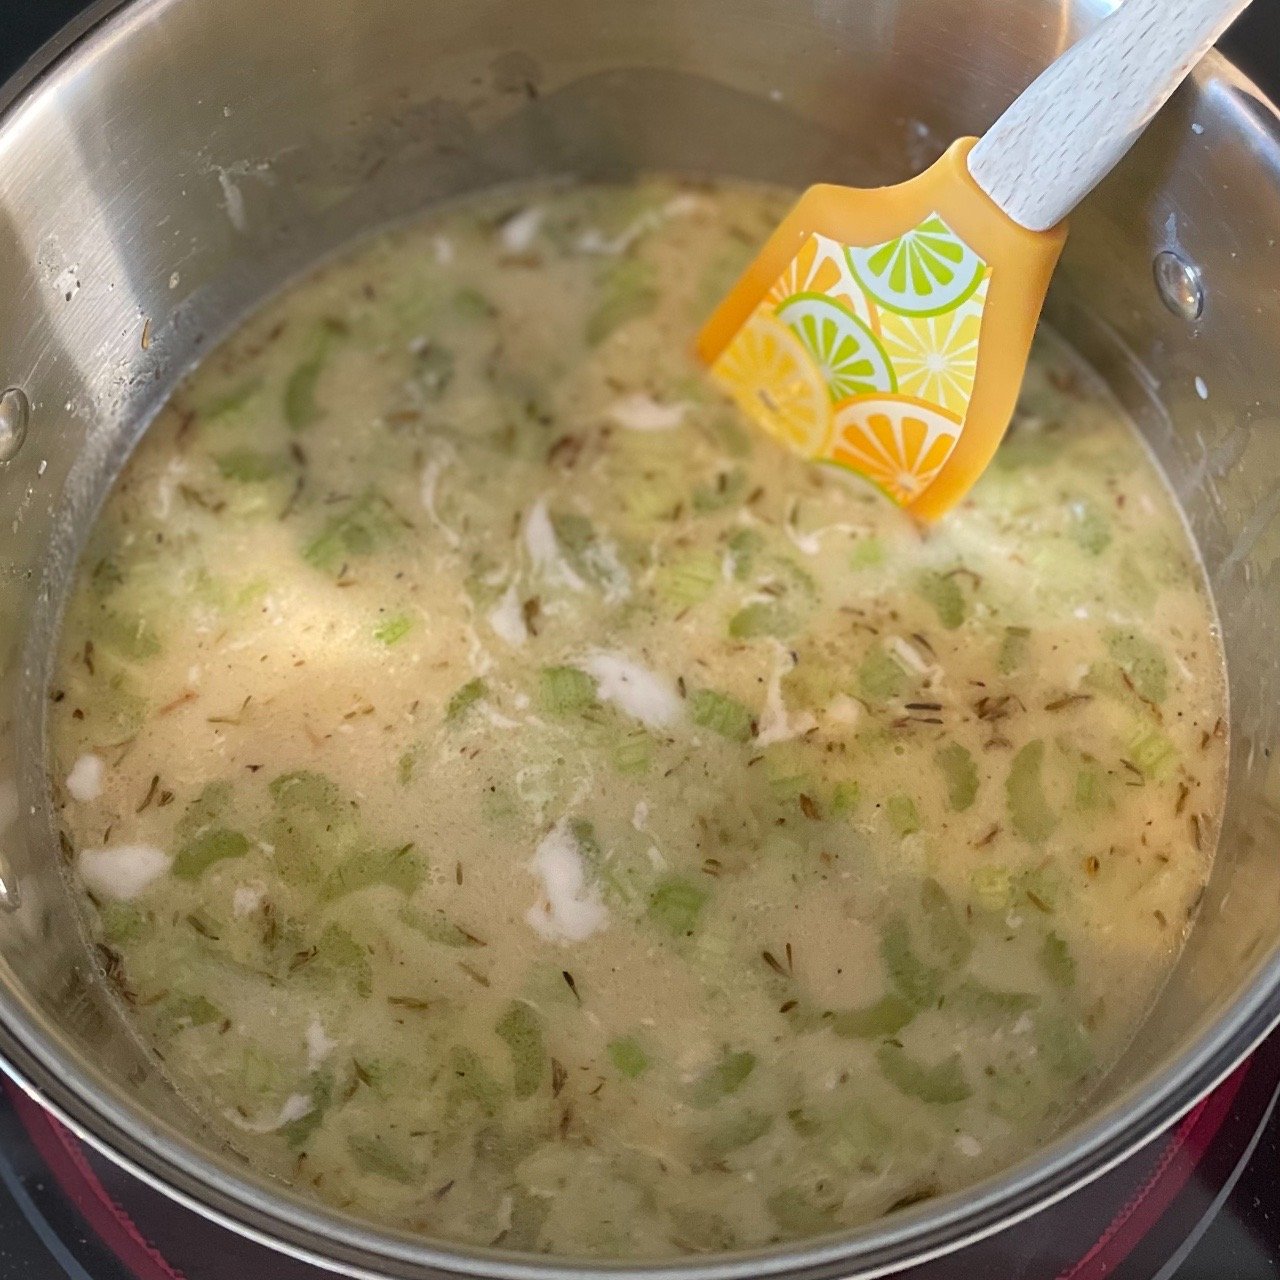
[697,0,1251,520]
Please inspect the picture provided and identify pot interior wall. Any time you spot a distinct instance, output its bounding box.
[0,0,1278,1271]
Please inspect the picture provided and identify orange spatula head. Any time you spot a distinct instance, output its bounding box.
[696,139,1066,520]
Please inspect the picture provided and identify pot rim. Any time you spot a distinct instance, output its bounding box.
[3,3,1280,1277]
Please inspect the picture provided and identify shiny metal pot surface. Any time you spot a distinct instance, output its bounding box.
[0,0,1278,1276]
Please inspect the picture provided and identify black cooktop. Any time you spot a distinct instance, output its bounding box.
[2,1,1278,1276]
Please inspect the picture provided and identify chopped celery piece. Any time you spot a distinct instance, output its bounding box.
[100,901,148,944]
[920,878,972,966]
[321,843,423,900]
[302,491,397,573]
[1075,763,1112,809]
[767,1187,837,1235]
[449,1045,503,1117]
[607,1036,650,1078]
[1069,499,1112,555]
[373,613,413,645]
[701,1110,773,1156]
[173,827,250,879]
[948,980,1038,1019]
[396,744,421,785]
[347,1133,420,1184]
[269,769,344,817]
[936,741,978,811]
[611,729,653,774]
[693,468,747,513]
[586,258,658,345]
[689,688,754,742]
[199,377,261,420]
[96,612,162,661]
[655,552,720,608]
[453,286,496,320]
[313,923,372,995]
[496,1001,547,1098]
[1036,1011,1091,1079]
[447,677,488,721]
[971,865,1013,911]
[829,779,860,816]
[502,1189,552,1250]
[829,993,915,1038]
[728,602,794,639]
[284,323,340,430]
[539,665,597,714]
[881,915,941,1007]
[728,528,764,580]
[850,536,885,569]
[886,793,920,837]
[1128,727,1177,779]
[412,342,454,399]
[999,625,1031,674]
[1007,740,1057,843]
[155,993,222,1036]
[691,1049,756,1107]
[1039,931,1076,987]
[400,906,484,948]
[915,570,966,629]
[877,1044,971,1103]
[859,645,907,702]
[215,449,285,482]
[1105,629,1168,703]
[649,876,709,936]
[281,1072,332,1148]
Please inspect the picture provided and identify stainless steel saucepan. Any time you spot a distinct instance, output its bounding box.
[0,0,1277,1275]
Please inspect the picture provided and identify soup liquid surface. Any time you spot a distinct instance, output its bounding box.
[49,179,1226,1258]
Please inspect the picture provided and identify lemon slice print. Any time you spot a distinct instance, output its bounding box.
[847,214,986,318]
[776,293,896,403]
[878,279,986,416]
[766,235,879,332]
[710,309,832,456]
[828,393,962,505]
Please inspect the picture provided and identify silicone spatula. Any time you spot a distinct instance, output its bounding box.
[696,0,1249,520]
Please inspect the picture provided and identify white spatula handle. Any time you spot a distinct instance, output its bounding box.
[968,0,1250,232]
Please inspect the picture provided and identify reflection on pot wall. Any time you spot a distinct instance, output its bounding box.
[0,0,1277,1275]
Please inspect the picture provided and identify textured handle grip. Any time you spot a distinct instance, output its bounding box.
[968,0,1251,231]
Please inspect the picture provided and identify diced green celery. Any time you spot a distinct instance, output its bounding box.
[269,769,344,816]
[571,820,602,863]
[321,843,423,900]
[607,1036,650,1078]
[936,742,978,811]
[1118,554,1158,613]
[96,612,162,661]
[689,688,754,742]
[701,1110,773,1156]
[400,905,485,948]
[452,287,496,320]
[397,744,421,785]
[586,258,658,345]
[767,764,808,804]
[655,552,720,608]
[281,1072,333,1148]
[999,625,1031,675]
[173,828,250,879]
[1075,763,1112,809]
[302,491,398,573]
[539,666,597,714]
[347,1133,420,1184]
[313,923,372,995]
[829,780,860,816]
[1036,1011,1091,1079]
[176,780,234,843]
[916,570,966,629]
[155,993,222,1036]
[876,1044,971,1103]
[859,645,908,701]
[1069,499,1112,555]
[448,1045,504,1117]
[971,865,1013,911]
[1007,740,1057,842]
[728,601,795,639]
[728,528,764,580]
[691,1049,756,1108]
[412,342,454,399]
[881,915,941,1007]
[850,536,885,569]
[447,677,488,722]
[649,876,709,936]
[829,993,916,1038]
[199,377,262,421]
[503,1189,552,1250]
[550,509,595,562]
[100,901,148,944]
[284,323,340,430]
[920,877,972,966]
[373,613,413,645]
[1039,931,1076,988]
[767,1187,838,1235]
[611,729,653,774]
[215,449,286,482]
[693,468,747,513]
[1020,862,1065,912]
[1105,629,1168,703]
[886,793,920,837]
[948,980,1038,1019]
[496,1001,547,1098]
[1128,727,1177,779]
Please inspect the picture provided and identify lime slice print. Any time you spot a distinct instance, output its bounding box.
[776,293,896,403]
[847,214,986,318]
